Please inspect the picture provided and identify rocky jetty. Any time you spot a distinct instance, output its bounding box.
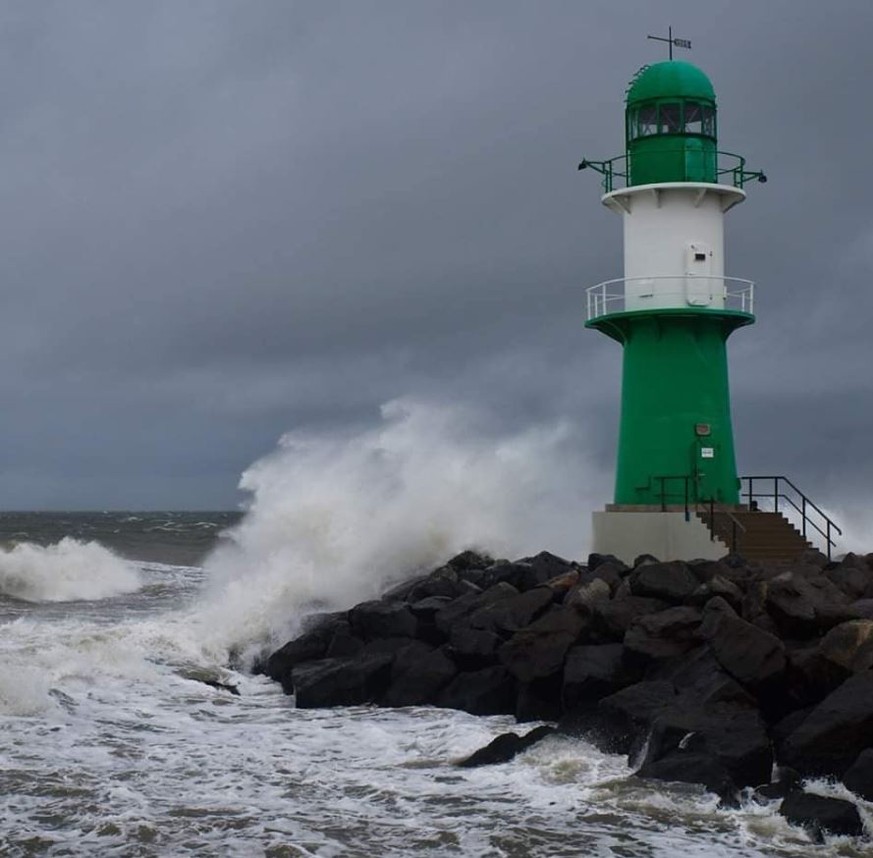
[263,548,873,839]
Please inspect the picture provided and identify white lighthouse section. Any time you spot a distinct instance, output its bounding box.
[599,182,747,314]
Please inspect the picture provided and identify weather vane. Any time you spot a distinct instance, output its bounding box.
[647,26,691,60]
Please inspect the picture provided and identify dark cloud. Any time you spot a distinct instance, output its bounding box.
[0,0,869,511]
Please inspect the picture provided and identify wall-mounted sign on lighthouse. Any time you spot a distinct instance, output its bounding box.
[579,48,766,563]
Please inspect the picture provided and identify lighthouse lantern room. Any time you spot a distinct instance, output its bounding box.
[580,51,766,564]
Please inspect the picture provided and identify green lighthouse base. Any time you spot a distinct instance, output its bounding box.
[591,508,729,565]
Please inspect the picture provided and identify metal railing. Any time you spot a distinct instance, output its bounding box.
[586,276,755,321]
[578,150,767,194]
[654,475,747,553]
[740,475,842,560]
[705,496,747,555]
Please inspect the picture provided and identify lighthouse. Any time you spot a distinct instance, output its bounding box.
[580,51,766,563]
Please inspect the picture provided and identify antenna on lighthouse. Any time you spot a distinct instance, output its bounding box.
[647,26,691,60]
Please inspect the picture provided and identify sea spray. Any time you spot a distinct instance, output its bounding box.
[196,398,608,658]
[0,537,140,602]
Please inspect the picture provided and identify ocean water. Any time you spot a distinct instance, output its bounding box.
[1,402,870,856]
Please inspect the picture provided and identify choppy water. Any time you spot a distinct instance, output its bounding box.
[2,513,871,856]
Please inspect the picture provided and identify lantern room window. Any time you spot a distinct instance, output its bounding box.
[659,103,682,134]
[628,101,716,141]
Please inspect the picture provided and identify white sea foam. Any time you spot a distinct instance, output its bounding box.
[196,397,608,657]
[0,537,140,602]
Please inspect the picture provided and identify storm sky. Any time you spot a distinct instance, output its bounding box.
[1,0,871,513]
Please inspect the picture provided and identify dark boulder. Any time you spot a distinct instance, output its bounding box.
[753,767,802,802]
[434,583,518,636]
[592,595,670,641]
[447,625,503,669]
[623,606,702,664]
[498,605,589,682]
[781,670,873,776]
[436,665,516,716]
[818,619,873,674]
[466,587,554,635]
[588,553,628,573]
[515,675,564,722]
[642,702,773,788]
[446,550,494,573]
[637,749,740,807]
[779,791,863,841]
[765,572,852,638]
[292,652,393,708]
[704,611,786,690]
[264,612,348,689]
[843,748,873,801]
[406,566,466,601]
[562,643,638,711]
[628,561,699,604]
[825,554,870,600]
[458,725,555,768]
[598,679,678,728]
[565,578,612,611]
[382,643,457,707]
[348,600,418,641]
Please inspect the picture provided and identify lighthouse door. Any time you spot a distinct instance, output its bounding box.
[685,242,713,306]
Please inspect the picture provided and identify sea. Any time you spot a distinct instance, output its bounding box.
[0,403,870,857]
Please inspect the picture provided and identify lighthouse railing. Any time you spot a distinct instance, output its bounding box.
[579,151,766,193]
[586,276,754,321]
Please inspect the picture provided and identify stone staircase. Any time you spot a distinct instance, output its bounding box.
[696,509,812,563]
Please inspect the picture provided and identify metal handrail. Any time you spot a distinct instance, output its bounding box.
[578,149,766,194]
[655,475,694,520]
[706,495,747,555]
[741,475,843,560]
[586,275,755,321]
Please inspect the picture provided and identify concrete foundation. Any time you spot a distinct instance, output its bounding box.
[591,509,728,565]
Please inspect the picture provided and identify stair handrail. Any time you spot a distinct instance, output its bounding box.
[704,496,746,555]
[654,474,694,520]
[740,475,842,559]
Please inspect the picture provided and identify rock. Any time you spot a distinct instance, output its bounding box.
[524,551,576,586]
[765,572,851,637]
[292,652,393,708]
[382,643,457,707]
[599,679,679,726]
[498,605,589,682]
[580,562,625,593]
[779,791,863,841]
[515,675,563,722]
[543,569,579,596]
[628,561,699,604]
[753,767,802,802]
[781,671,873,776]
[348,601,418,641]
[466,587,554,634]
[408,595,453,620]
[849,599,873,619]
[447,626,502,669]
[659,648,755,709]
[434,583,518,636]
[784,645,848,708]
[633,553,660,568]
[562,643,637,711]
[637,750,740,807]
[642,702,773,788]
[447,550,493,572]
[825,554,870,600]
[842,748,873,801]
[479,561,535,591]
[565,578,612,610]
[588,553,628,573]
[818,619,873,673]
[592,595,670,640]
[623,606,702,664]
[407,566,465,601]
[264,612,348,689]
[436,665,516,716]
[705,611,786,690]
[457,725,555,768]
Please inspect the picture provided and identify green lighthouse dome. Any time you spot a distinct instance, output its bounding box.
[626,61,715,106]
[624,61,718,186]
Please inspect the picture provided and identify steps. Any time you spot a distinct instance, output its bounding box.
[697,510,812,563]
